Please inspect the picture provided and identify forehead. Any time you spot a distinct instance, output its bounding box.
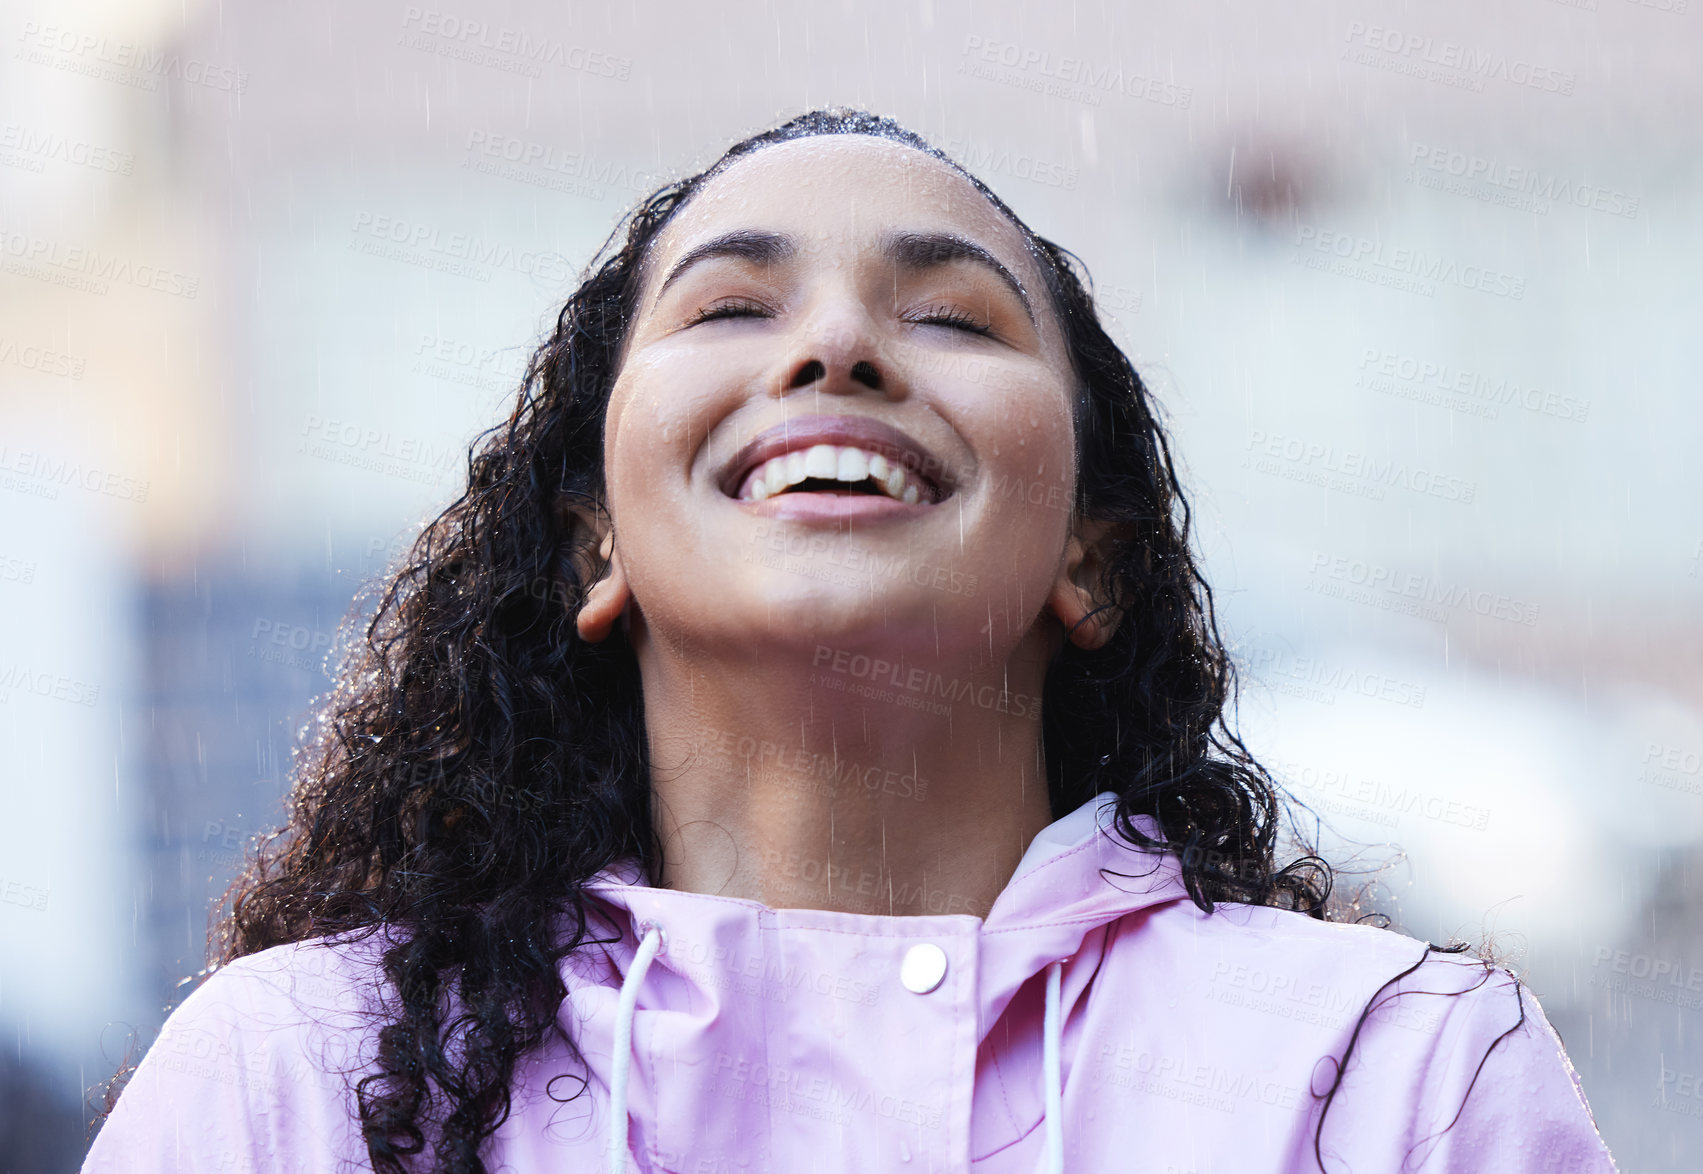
[645,135,1042,286]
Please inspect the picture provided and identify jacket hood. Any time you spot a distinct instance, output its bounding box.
[581,792,1189,1036]
[570,792,1193,1170]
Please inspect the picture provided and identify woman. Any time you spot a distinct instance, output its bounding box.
[85,109,1617,1173]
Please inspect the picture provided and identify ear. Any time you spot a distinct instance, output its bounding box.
[557,496,634,644]
[575,530,634,643]
[1046,517,1123,651]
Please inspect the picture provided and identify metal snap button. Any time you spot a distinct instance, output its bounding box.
[900,943,948,994]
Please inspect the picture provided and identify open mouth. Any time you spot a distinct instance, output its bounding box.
[736,444,937,504]
[721,416,954,507]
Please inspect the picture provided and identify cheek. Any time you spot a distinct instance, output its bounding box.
[606,351,713,497]
[600,380,698,589]
[965,375,1078,512]
[611,339,764,479]
[609,353,692,458]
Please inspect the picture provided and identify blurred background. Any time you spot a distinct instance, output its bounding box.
[1,0,1699,1168]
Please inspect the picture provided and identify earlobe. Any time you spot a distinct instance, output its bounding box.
[576,530,633,643]
[1047,524,1122,651]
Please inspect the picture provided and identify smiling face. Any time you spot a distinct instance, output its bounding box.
[581,134,1103,668]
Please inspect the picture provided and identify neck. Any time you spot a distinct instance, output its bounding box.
[638,629,1059,918]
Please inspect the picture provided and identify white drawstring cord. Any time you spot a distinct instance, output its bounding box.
[608,921,664,1174]
[1042,959,1064,1174]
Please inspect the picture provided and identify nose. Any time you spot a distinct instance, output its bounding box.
[785,357,883,392]
[778,301,892,397]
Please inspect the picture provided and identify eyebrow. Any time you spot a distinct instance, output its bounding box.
[651,227,1035,322]
[653,229,795,305]
[881,230,1035,323]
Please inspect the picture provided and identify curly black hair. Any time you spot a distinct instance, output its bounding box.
[167,108,1332,1173]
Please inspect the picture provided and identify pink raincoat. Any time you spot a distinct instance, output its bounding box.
[85,792,1617,1172]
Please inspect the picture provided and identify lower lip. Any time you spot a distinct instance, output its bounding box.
[735,490,938,522]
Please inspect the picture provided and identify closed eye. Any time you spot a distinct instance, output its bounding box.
[685,297,774,326]
[905,304,995,336]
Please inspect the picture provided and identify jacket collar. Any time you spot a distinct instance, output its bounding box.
[581,791,1192,1035]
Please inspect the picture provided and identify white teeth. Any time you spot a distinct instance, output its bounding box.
[837,447,869,483]
[739,444,933,503]
[803,444,839,479]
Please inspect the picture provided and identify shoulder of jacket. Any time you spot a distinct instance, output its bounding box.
[1137,894,1438,958]
[159,930,395,1049]
[1126,898,1535,1008]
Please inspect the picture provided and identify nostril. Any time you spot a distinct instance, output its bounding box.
[850,361,881,390]
[787,359,826,389]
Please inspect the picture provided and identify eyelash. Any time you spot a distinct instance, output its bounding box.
[685,297,773,325]
[684,299,994,337]
[906,304,994,336]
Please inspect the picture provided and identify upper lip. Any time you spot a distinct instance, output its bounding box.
[718,415,957,501]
